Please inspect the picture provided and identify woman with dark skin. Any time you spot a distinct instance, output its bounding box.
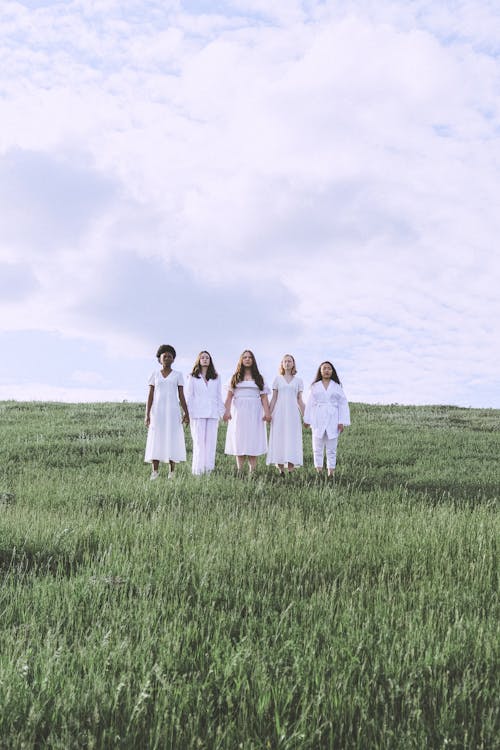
[144,344,189,479]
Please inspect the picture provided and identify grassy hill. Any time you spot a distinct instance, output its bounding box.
[0,401,498,749]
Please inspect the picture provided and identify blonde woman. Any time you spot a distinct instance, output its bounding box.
[267,354,305,475]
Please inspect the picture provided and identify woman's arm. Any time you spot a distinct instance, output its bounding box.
[303,387,314,428]
[261,393,271,422]
[145,385,154,426]
[178,385,190,424]
[216,377,225,418]
[297,391,305,418]
[268,389,278,414]
[223,390,233,422]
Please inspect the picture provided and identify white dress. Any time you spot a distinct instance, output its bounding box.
[267,375,304,466]
[144,369,186,463]
[224,379,269,456]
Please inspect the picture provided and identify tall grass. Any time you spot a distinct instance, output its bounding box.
[0,401,498,748]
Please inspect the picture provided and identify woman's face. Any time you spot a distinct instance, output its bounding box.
[282,356,294,372]
[320,362,333,379]
[199,352,211,367]
[160,351,174,367]
[241,351,253,367]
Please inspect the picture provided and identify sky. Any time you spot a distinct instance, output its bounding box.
[1,0,499,407]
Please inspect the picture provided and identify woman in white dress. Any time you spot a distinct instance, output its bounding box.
[303,361,350,479]
[185,351,225,476]
[144,344,189,480]
[223,350,271,474]
[267,354,305,475]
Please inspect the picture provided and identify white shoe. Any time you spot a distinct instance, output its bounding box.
[167,471,175,480]
[150,470,159,481]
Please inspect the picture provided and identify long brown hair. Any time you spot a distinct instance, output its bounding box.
[313,361,341,385]
[191,351,218,380]
[230,350,264,391]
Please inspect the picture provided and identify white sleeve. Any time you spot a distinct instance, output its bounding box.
[216,377,225,417]
[338,386,350,425]
[185,375,194,404]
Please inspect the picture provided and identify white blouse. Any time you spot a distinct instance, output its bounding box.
[304,380,350,438]
[185,375,225,419]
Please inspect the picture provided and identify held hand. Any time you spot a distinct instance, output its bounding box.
[182,413,190,425]
[223,410,232,423]
[303,423,310,429]
[263,414,272,423]
[144,416,150,427]
[338,423,344,434]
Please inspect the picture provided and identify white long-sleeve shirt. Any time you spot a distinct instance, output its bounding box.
[304,380,350,438]
[185,375,225,419]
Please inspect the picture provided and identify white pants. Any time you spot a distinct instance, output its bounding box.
[312,432,338,469]
[190,418,219,475]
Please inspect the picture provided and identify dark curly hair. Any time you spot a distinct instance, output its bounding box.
[313,361,341,385]
[156,344,176,362]
[191,351,218,380]
[230,350,264,391]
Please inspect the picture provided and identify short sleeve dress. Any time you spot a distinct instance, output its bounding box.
[267,375,304,466]
[144,369,186,463]
[224,379,269,456]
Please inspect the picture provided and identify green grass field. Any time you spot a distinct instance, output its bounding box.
[0,401,498,749]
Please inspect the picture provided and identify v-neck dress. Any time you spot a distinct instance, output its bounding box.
[224,379,269,456]
[267,375,304,466]
[144,369,186,463]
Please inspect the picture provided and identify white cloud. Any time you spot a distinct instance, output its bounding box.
[0,0,499,405]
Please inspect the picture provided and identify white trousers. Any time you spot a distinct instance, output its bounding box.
[190,418,219,475]
[312,432,338,469]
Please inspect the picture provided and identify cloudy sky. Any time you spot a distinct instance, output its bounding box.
[1,0,499,407]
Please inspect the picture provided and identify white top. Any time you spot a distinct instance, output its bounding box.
[304,380,350,439]
[185,374,224,419]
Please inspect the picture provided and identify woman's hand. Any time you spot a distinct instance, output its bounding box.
[303,423,310,429]
[338,423,344,434]
[144,415,150,427]
[223,410,232,423]
[182,413,190,425]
